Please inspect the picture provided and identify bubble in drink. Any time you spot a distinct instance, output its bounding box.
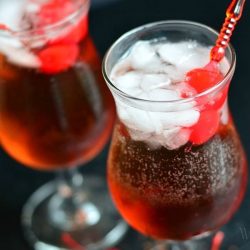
[107,34,247,240]
[108,122,247,239]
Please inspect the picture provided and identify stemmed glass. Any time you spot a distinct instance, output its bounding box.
[0,0,127,249]
[103,21,247,249]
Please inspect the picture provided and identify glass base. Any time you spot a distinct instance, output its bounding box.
[134,232,213,250]
[22,176,128,250]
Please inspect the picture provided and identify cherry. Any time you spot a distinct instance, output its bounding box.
[185,61,224,94]
[189,110,220,145]
[38,43,79,74]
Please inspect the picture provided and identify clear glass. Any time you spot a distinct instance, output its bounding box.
[0,0,127,249]
[103,20,247,249]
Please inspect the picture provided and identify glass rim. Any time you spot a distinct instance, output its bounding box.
[102,20,236,105]
[0,0,90,39]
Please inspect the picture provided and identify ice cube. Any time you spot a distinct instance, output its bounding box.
[145,127,190,150]
[157,41,210,75]
[219,57,230,76]
[158,42,190,66]
[24,38,49,49]
[180,47,210,74]
[147,89,180,101]
[128,108,157,133]
[0,36,23,48]
[116,103,130,123]
[117,102,156,133]
[151,109,200,129]
[144,138,160,150]
[163,127,191,149]
[111,39,217,150]
[114,71,142,95]
[129,129,152,142]
[163,64,185,82]
[135,90,182,113]
[119,99,199,132]
[25,1,41,13]
[140,74,171,91]
[111,56,132,77]
[220,99,229,125]
[158,42,186,61]
[170,82,197,98]
[130,41,162,73]
[0,0,27,30]
[8,48,41,68]
[0,43,41,68]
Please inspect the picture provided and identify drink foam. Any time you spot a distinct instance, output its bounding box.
[111,40,230,150]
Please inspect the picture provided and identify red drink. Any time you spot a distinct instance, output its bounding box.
[103,21,247,241]
[0,0,115,170]
[108,119,247,240]
[0,2,125,249]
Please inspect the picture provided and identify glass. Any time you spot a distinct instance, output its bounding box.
[0,0,127,249]
[103,21,247,249]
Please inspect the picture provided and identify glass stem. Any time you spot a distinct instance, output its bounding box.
[48,167,101,231]
[57,167,86,203]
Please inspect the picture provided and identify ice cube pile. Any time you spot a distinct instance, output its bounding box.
[0,0,88,73]
[111,40,230,149]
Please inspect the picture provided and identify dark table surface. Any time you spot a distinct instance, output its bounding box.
[1,0,250,249]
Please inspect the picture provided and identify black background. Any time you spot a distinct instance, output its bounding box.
[1,0,250,249]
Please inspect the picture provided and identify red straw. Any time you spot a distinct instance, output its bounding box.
[211,231,224,250]
[211,0,246,62]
